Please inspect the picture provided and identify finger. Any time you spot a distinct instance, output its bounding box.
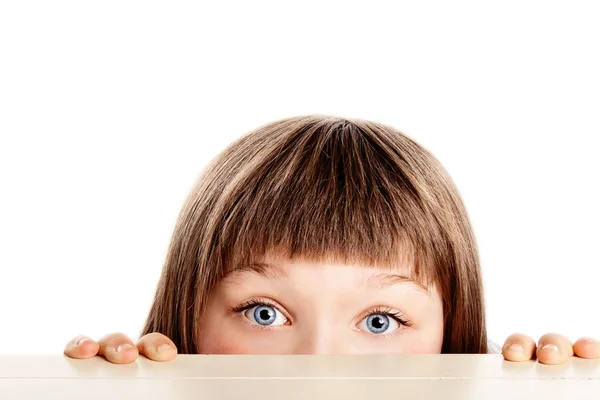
[502,333,537,362]
[536,333,573,365]
[136,332,178,362]
[64,335,100,359]
[97,332,139,364]
[573,337,600,359]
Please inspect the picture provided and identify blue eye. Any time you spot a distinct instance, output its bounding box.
[358,313,399,334]
[244,304,287,326]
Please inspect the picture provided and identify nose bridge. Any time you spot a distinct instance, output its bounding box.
[287,269,356,355]
[294,318,347,355]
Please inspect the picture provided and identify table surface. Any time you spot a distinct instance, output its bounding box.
[1,354,599,399]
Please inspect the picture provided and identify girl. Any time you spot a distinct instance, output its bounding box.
[64,115,599,365]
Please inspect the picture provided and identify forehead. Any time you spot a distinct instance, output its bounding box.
[223,259,432,295]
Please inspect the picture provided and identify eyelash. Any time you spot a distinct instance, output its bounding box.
[366,307,412,327]
[229,298,282,315]
[230,300,412,327]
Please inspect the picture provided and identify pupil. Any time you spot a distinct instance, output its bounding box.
[259,309,271,321]
[372,317,383,329]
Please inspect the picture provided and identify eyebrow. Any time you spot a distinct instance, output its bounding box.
[227,262,430,294]
[226,262,287,280]
[366,273,430,295]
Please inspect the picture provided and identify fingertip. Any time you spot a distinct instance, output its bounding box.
[574,337,600,359]
[77,338,100,357]
[504,333,533,342]
[158,343,177,361]
[502,334,536,362]
[97,333,139,364]
[64,336,99,359]
[104,343,139,364]
[137,333,178,362]
[536,343,568,365]
[502,343,531,362]
[157,343,178,361]
[140,342,178,362]
[537,333,574,364]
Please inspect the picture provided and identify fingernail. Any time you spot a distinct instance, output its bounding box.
[157,344,173,352]
[116,343,135,352]
[507,343,524,352]
[75,337,91,346]
[540,344,560,352]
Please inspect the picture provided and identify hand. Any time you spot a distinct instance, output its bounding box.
[64,332,178,364]
[502,333,600,364]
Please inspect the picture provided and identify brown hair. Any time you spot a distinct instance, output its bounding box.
[141,115,487,354]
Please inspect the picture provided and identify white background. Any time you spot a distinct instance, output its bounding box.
[0,1,598,355]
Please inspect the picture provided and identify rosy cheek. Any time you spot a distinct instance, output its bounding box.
[200,332,251,354]
[212,343,251,354]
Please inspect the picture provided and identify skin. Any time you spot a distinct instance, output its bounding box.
[197,260,444,354]
[64,259,600,364]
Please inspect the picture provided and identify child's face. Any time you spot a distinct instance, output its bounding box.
[197,256,444,354]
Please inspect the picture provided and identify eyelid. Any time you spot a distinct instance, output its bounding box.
[360,306,412,327]
[230,297,294,323]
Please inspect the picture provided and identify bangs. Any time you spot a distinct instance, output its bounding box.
[210,116,451,288]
